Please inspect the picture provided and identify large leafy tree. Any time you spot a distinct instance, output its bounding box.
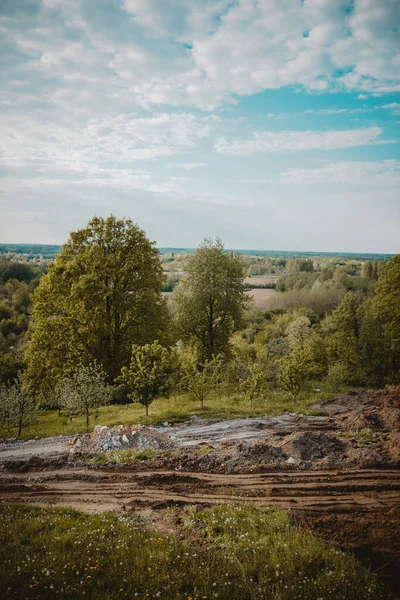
[173,239,248,360]
[25,216,168,394]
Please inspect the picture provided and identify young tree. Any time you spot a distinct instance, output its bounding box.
[286,316,312,351]
[180,350,222,410]
[25,216,169,394]
[57,363,111,427]
[119,341,172,416]
[277,348,315,402]
[0,373,37,437]
[239,363,266,408]
[173,239,248,361]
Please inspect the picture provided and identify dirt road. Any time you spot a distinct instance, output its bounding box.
[0,466,398,513]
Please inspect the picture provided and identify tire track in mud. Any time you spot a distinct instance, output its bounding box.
[0,468,398,514]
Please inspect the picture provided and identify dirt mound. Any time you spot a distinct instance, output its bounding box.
[317,391,373,415]
[273,431,344,462]
[69,424,176,456]
[335,385,400,433]
[387,432,400,463]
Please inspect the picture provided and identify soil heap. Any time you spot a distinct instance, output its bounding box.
[69,424,176,456]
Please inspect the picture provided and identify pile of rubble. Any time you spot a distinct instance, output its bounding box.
[69,424,176,456]
[318,385,400,432]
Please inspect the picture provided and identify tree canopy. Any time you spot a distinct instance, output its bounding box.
[25,216,168,394]
[173,239,248,360]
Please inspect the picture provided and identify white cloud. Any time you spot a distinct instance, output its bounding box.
[3,0,398,116]
[168,162,207,170]
[0,112,214,171]
[381,102,400,115]
[279,160,400,187]
[215,127,385,155]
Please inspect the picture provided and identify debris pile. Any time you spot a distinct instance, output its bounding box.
[333,385,400,432]
[69,424,176,456]
[272,431,344,462]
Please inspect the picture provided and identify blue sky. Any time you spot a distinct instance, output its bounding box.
[0,0,399,252]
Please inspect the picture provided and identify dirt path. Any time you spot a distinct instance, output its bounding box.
[0,467,398,513]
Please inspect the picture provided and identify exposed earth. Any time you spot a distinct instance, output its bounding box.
[0,385,399,592]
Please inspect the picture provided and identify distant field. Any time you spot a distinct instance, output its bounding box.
[162,288,280,308]
[247,287,280,307]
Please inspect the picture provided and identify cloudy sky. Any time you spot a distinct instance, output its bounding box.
[1,0,399,252]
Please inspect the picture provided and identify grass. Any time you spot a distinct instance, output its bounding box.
[0,503,390,600]
[86,448,169,464]
[0,385,332,441]
[337,428,386,442]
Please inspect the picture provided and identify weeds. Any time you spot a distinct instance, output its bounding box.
[0,504,390,599]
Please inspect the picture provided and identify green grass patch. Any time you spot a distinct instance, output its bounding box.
[337,428,385,442]
[0,504,389,599]
[0,385,334,441]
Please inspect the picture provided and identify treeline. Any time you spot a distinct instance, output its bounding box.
[0,259,47,385]
[0,216,399,436]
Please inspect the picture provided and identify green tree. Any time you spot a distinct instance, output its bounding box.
[286,316,312,351]
[25,216,168,394]
[57,362,111,427]
[324,291,363,385]
[180,350,222,410]
[119,341,172,416]
[0,373,37,437]
[359,254,400,384]
[239,363,266,407]
[277,348,315,402]
[173,239,248,361]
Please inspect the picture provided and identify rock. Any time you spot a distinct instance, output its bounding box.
[286,456,301,465]
[69,424,176,456]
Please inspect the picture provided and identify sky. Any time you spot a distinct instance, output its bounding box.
[0,0,399,253]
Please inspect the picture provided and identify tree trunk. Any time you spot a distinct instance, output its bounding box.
[18,416,22,438]
[146,405,149,417]
[200,396,204,410]
[86,407,89,428]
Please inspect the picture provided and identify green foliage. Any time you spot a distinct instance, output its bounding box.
[0,372,37,437]
[173,238,248,360]
[325,361,348,393]
[56,362,111,427]
[25,216,168,394]
[324,291,363,385]
[118,341,172,416]
[278,347,316,401]
[180,348,224,409]
[0,260,43,283]
[0,504,389,600]
[286,315,312,351]
[365,254,400,383]
[239,362,267,407]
